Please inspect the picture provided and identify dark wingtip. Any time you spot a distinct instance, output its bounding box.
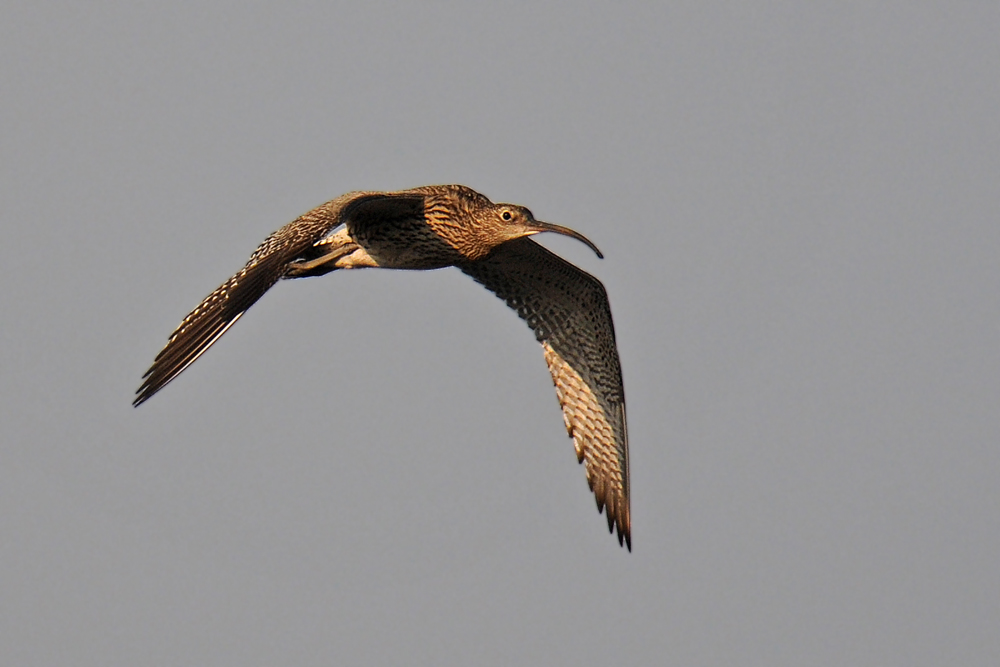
[614,520,631,551]
[596,492,631,551]
[133,387,150,408]
[614,514,631,551]
[133,373,163,407]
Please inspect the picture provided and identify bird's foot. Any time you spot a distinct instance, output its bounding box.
[286,243,361,278]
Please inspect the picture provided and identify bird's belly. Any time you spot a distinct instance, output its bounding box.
[363,246,457,269]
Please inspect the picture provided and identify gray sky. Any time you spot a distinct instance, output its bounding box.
[2,2,998,665]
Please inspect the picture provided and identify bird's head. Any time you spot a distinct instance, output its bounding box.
[491,204,604,259]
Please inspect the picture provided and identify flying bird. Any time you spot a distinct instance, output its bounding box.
[135,185,631,549]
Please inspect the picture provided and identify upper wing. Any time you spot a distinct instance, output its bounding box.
[460,238,630,549]
[134,191,434,406]
[133,197,354,406]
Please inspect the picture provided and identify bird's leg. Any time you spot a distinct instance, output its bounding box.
[286,229,381,278]
[285,245,355,277]
[284,226,355,278]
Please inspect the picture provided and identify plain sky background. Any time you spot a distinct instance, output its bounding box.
[2,2,998,665]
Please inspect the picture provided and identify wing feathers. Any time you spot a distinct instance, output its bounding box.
[461,237,630,549]
[133,267,273,407]
[134,208,343,405]
[134,191,431,406]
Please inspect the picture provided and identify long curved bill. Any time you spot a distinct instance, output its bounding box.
[527,221,604,259]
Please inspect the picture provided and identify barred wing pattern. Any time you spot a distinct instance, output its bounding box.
[133,192,440,406]
[461,238,630,549]
[133,205,345,406]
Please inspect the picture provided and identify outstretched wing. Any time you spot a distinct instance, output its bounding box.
[133,201,348,406]
[460,237,630,549]
[134,191,435,406]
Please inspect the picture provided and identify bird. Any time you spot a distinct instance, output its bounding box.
[134,185,631,549]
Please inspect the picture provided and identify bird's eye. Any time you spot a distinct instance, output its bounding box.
[501,210,513,221]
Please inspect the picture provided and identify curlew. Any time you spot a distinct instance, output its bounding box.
[134,185,630,549]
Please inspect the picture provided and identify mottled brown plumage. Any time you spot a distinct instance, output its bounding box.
[135,185,631,549]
